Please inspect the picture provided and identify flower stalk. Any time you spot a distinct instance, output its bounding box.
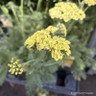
[36,0,43,11]
[45,0,50,13]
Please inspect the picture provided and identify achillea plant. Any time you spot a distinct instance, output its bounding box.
[0,0,96,96]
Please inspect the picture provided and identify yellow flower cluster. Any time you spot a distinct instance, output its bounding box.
[8,58,23,75]
[84,0,96,6]
[49,2,86,22]
[25,26,71,61]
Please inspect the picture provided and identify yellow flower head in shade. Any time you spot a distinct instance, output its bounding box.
[57,23,67,36]
[8,58,23,75]
[25,26,71,61]
[49,2,86,22]
[84,0,96,6]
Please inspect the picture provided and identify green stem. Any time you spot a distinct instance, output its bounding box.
[36,0,43,11]
[29,6,34,13]
[43,62,57,67]
[67,21,76,32]
[20,0,24,31]
[20,0,26,41]
[0,27,4,34]
[45,0,50,13]
[79,0,85,10]
[84,6,89,12]
[78,0,81,5]
[11,7,19,23]
[22,59,43,67]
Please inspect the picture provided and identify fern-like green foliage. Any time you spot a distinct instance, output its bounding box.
[25,55,58,96]
[0,47,9,85]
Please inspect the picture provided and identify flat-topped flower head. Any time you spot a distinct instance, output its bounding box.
[84,0,96,6]
[8,58,23,75]
[25,25,71,61]
[49,2,86,22]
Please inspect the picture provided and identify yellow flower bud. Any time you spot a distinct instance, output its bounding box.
[11,69,15,74]
[8,64,12,67]
[15,72,18,75]
[20,68,23,72]
[9,69,12,72]
[18,72,22,75]
[18,64,21,67]
[12,65,16,68]
[13,62,16,64]
[16,68,19,71]
[11,58,14,63]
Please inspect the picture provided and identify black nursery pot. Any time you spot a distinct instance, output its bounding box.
[15,72,26,80]
[44,67,80,96]
[6,68,80,96]
[56,66,71,86]
[6,72,26,85]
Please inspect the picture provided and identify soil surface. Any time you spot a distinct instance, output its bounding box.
[0,75,96,96]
